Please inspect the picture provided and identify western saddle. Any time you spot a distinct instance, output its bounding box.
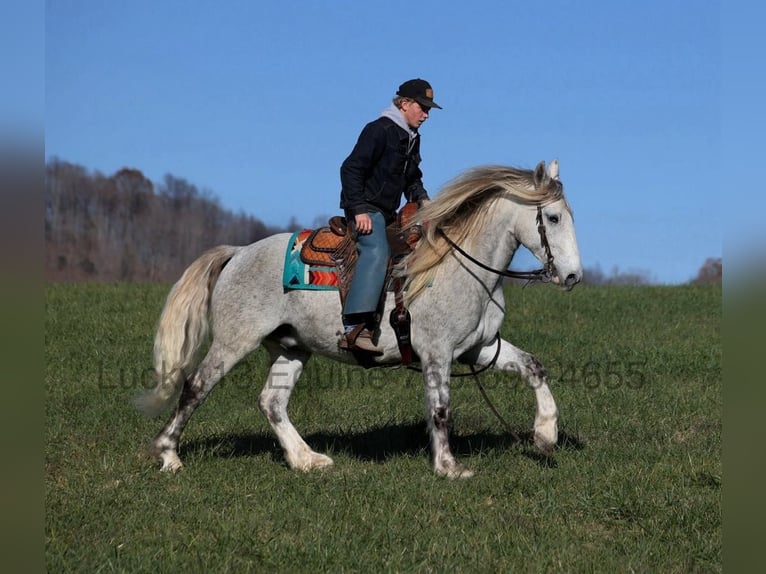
[298,203,422,363]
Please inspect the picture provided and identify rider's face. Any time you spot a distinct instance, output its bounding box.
[400,99,430,130]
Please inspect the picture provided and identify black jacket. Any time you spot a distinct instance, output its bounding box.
[340,116,429,222]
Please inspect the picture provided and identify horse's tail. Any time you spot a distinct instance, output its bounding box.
[135,245,240,417]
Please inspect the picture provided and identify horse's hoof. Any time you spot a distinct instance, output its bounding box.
[533,416,558,454]
[309,453,335,471]
[533,430,556,456]
[159,451,184,472]
[436,463,475,479]
[449,467,475,479]
[292,452,335,472]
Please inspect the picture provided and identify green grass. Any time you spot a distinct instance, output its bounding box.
[45,283,721,572]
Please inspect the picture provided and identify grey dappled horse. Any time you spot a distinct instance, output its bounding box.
[138,160,583,478]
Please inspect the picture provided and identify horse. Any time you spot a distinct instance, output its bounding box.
[137,160,583,478]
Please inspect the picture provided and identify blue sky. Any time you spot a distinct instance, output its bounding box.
[40,0,736,283]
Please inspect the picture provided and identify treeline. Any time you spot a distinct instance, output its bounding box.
[45,159,293,282]
[582,257,722,286]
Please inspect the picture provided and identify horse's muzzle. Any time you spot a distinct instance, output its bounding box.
[563,273,581,290]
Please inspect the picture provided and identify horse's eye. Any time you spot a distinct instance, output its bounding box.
[547,214,560,224]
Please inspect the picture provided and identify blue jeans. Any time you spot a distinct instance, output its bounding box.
[343,211,390,316]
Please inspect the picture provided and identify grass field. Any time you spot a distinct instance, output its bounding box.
[45,282,721,572]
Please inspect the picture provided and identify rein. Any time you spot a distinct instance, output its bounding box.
[438,205,557,284]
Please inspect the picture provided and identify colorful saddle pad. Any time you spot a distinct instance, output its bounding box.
[283,229,339,290]
[282,204,422,293]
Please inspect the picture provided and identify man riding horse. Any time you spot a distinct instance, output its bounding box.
[339,78,441,354]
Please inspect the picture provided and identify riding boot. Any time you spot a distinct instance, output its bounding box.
[339,323,384,355]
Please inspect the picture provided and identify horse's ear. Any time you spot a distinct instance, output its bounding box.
[547,159,560,181]
[533,161,548,188]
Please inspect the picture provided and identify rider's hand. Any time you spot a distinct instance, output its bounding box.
[355,213,373,235]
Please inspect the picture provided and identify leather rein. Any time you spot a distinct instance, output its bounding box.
[438,205,558,284]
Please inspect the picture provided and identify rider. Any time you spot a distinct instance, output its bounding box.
[338,78,441,354]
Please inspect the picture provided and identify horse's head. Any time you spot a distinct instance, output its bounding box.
[403,161,584,303]
[517,160,583,290]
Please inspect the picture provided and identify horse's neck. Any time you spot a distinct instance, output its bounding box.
[415,203,517,340]
[469,201,520,273]
[442,201,520,294]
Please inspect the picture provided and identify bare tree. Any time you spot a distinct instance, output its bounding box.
[582,264,651,286]
[45,160,290,282]
[691,257,722,285]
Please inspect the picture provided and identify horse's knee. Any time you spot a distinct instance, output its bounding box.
[508,352,548,389]
[521,353,546,379]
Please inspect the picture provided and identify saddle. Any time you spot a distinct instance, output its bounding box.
[299,203,422,363]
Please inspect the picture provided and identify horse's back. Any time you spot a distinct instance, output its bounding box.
[219,232,290,284]
[207,234,293,330]
[210,233,342,339]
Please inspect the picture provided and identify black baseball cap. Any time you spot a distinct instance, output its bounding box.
[396,78,442,109]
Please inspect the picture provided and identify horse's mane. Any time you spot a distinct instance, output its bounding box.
[403,165,567,304]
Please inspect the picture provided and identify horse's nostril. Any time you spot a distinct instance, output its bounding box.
[565,273,580,287]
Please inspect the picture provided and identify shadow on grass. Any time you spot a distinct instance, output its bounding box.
[182,421,585,467]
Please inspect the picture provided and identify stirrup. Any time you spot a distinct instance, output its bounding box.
[339,324,384,355]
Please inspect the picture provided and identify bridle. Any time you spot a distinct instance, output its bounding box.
[438,204,558,284]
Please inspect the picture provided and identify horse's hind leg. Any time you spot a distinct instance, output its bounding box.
[476,338,558,454]
[258,344,333,472]
[151,343,239,471]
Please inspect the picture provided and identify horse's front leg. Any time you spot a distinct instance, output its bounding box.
[423,360,475,478]
[477,338,558,454]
